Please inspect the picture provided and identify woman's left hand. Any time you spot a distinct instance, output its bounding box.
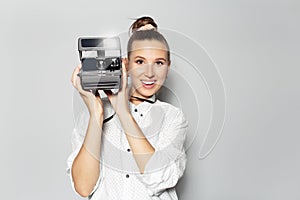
[104,62,130,116]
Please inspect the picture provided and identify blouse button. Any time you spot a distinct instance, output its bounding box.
[140,114,143,117]
[127,148,131,152]
[126,174,130,178]
[134,108,138,112]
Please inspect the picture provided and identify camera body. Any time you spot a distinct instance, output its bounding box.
[78,37,122,91]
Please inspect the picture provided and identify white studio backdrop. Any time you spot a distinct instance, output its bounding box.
[0,0,299,199]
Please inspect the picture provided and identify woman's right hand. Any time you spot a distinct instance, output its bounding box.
[71,65,103,117]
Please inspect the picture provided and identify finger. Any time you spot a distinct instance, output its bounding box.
[75,76,91,96]
[71,66,80,83]
[121,62,128,91]
[71,65,81,87]
[75,76,83,92]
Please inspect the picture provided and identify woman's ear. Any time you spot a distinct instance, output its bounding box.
[167,60,171,73]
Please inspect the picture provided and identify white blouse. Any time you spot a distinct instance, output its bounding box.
[67,96,188,200]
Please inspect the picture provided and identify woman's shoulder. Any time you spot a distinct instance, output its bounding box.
[154,99,188,129]
[155,99,180,110]
[155,99,185,118]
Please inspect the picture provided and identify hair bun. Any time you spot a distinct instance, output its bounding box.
[130,16,158,34]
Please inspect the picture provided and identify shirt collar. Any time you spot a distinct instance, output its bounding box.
[146,95,156,103]
[129,95,156,113]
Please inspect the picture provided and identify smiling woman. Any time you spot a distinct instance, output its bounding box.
[127,39,170,99]
[67,16,188,200]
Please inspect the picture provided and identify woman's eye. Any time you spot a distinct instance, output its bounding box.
[135,59,144,65]
[156,61,165,66]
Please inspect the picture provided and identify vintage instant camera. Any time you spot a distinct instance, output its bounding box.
[77,37,122,91]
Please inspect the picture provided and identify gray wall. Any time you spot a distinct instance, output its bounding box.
[1,0,299,199]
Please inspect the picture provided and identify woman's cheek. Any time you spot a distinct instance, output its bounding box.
[128,66,144,77]
[131,77,142,89]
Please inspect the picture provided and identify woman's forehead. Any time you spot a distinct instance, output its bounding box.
[130,40,168,58]
[131,40,168,52]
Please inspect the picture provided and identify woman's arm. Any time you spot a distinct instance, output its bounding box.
[70,65,104,197]
[71,114,103,197]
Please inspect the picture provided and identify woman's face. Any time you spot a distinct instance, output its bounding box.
[127,39,170,99]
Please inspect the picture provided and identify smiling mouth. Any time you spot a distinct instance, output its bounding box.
[141,80,156,89]
[141,80,155,85]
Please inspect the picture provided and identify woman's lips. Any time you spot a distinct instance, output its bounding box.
[141,80,156,89]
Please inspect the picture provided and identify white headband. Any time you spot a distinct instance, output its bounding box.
[136,24,157,31]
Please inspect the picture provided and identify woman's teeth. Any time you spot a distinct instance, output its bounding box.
[142,81,155,85]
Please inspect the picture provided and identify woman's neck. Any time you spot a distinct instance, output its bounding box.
[129,88,155,105]
[130,98,142,105]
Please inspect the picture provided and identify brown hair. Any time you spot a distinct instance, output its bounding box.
[129,16,158,33]
[127,16,170,63]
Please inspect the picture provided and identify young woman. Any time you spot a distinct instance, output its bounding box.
[67,16,188,200]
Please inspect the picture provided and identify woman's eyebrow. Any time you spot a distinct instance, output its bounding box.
[155,58,167,62]
[134,56,146,60]
[133,56,166,62]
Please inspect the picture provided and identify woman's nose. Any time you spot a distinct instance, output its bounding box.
[144,63,154,78]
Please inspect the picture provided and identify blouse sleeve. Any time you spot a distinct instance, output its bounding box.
[66,109,103,197]
[135,108,188,197]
